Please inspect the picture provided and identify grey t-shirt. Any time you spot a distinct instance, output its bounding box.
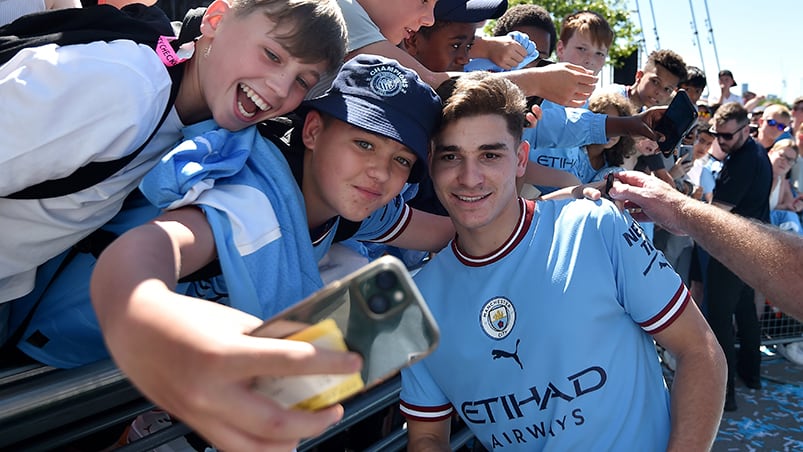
[306,0,386,98]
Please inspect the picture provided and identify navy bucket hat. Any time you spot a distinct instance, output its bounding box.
[302,55,442,182]
[435,0,508,22]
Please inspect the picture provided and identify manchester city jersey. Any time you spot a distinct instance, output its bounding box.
[401,198,688,451]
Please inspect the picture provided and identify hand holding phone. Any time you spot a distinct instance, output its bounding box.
[653,89,698,156]
[250,256,439,410]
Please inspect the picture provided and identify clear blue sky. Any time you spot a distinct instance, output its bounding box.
[626,0,802,103]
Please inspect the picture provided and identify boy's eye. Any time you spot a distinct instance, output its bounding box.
[265,49,280,63]
[395,156,412,168]
[483,152,499,160]
[296,76,310,90]
[356,140,373,150]
[439,153,457,161]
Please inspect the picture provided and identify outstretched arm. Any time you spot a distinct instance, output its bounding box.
[91,206,361,451]
[653,301,726,451]
[387,208,454,252]
[407,418,452,452]
[608,171,803,320]
[350,40,597,107]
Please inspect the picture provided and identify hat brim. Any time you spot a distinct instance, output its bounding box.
[303,94,429,181]
[436,0,508,22]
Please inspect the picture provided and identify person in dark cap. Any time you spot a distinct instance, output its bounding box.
[402,0,522,73]
[708,69,742,106]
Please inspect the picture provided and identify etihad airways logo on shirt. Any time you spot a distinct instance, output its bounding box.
[461,365,608,449]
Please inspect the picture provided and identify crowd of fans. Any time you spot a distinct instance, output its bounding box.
[1,0,802,450]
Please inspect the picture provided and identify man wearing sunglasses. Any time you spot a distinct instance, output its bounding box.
[756,104,793,149]
[705,101,772,412]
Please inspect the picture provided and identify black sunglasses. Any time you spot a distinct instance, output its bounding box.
[709,123,747,141]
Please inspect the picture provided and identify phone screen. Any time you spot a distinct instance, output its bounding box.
[655,90,698,156]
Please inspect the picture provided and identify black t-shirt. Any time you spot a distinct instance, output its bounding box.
[713,137,772,222]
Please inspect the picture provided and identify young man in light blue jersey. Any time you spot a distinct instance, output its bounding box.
[400,74,726,451]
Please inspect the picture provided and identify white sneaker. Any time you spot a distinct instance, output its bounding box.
[127,409,196,452]
[778,341,803,366]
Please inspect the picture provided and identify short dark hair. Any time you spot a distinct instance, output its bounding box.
[680,65,706,89]
[415,20,454,38]
[644,49,688,84]
[696,122,713,137]
[493,4,557,57]
[713,102,749,128]
[439,72,527,143]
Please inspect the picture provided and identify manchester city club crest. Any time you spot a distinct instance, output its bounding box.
[480,297,516,339]
[368,65,409,97]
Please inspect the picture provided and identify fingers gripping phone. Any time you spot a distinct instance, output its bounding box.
[250,256,440,410]
[654,89,699,156]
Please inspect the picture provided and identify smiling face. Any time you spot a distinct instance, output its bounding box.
[404,21,476,72]
[556,30,608,75]
[361,0,436,45]
[632,64,680,108]
[190,1,328,131]
[430,114,528,242]
[301,112,417,227]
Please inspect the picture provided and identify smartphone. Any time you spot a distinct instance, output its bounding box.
[250,256,439,410]
[677,144,693,162]
[654,89,699,156]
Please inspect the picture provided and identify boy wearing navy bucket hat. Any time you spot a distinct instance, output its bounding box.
[12,55,451,451]
[58,54,451,371]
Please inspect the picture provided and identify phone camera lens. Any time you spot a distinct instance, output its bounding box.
[374,270,397,290]
[368,294,391,314]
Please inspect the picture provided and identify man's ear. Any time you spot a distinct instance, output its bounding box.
[200,0,230,37]
[634,69,644,83]
[302,110,324,150]
[515,140,530,178]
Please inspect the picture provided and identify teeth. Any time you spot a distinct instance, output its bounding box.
[237,100,255,118]
[457,194,487,202]
[240,83,271,112]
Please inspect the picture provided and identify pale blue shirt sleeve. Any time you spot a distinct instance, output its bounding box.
[523,102,609,149]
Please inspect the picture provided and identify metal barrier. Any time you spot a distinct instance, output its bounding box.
[760,301,803,346]
[0,361,477,451]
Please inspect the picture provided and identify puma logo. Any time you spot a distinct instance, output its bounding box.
[491,338,523,369]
